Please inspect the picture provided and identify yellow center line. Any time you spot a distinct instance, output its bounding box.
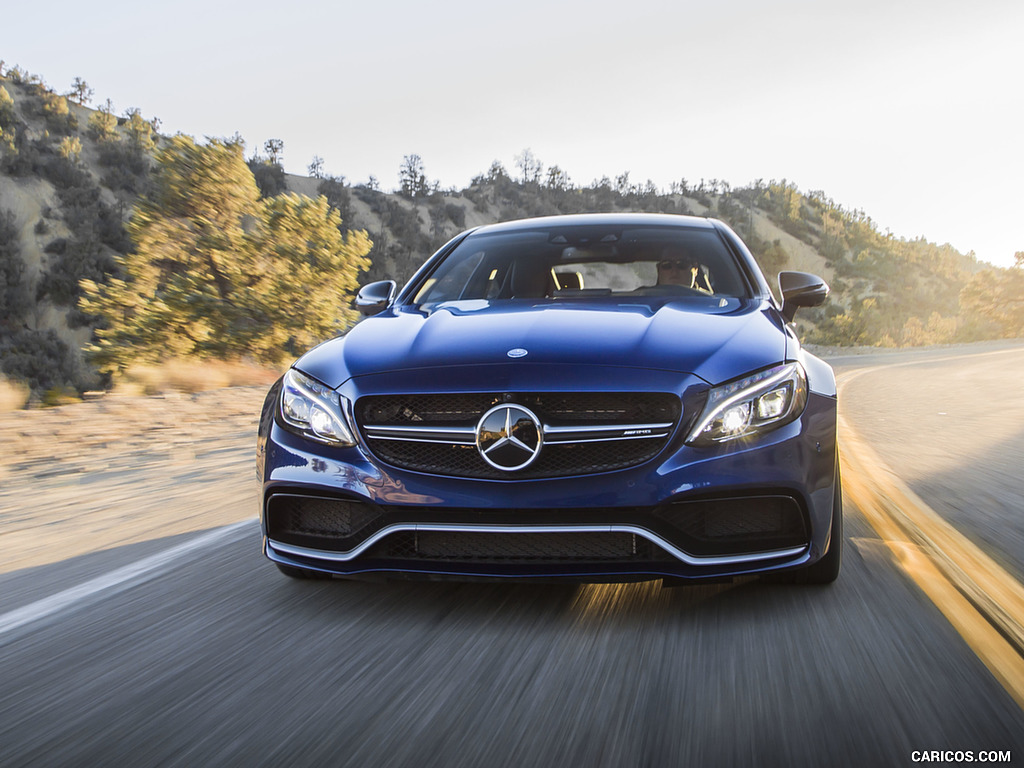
[837,360,1024,710]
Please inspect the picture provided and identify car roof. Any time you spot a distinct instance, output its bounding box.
[469,212,719,237]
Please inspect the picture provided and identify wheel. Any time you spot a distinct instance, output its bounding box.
[770,460,843,585]
[275,563,331,580]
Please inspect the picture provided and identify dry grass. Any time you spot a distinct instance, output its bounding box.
[113,359,282,396]
[0,376,29,412]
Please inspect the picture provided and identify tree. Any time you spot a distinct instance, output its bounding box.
[242,194,372,356]
[67,77,94,106]
[545,165,570,191]
[486,161,508,182]
[514,148,543,184]
[614,171,633,196]
[87,99,118,140]
[123,108,155,152]
[308,155,324,179]
[80,136,372,369]
[399,154,430,198]
[960,262,1024,338]
[263,138,284,165]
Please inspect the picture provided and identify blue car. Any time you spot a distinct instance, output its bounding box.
[257,213,841,584]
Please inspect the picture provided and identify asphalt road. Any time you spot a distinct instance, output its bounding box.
[832,342,1024,584]
[1,346,1023,767]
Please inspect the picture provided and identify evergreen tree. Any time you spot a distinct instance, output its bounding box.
[399,154,430,198]
[68,77,94,105]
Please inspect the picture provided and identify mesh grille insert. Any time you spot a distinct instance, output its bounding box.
[267,495,383,549]
[370,531,666,563]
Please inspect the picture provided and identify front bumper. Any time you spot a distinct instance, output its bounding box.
[257,379,838,582]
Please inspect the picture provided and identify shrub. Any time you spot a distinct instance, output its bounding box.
[444,202,466,229]
[41,385,81,407]
[39,91,76,135]
[0,328,80,395]
[0,209,29,323]
[87,105,118,140]
[98,139,148,193]
[0,86,15,130]
[58,135,82,161]
[247,158,287,198]
[317,175,353,230]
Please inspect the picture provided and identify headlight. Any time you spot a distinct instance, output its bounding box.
[279,369,356,447]
[687,362,807,445]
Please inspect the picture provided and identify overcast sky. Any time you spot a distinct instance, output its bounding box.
[3,0,1021,266]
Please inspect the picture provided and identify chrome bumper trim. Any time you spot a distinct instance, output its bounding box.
[268,524,807,567]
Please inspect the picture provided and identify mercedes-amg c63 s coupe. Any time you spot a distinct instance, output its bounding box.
[257,213,841,584]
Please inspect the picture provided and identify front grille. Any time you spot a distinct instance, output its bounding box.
[356,392,681,479]
[371,438,666,479]
[366,531,666,564]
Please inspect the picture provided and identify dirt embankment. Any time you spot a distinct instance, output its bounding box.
[0,386,270,574]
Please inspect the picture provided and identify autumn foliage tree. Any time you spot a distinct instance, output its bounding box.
[80,135,372,371]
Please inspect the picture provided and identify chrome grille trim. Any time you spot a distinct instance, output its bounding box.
[361,422,675,445]
[269,524,808,567]
[543,431,671,445]
[541,422,674,444]
[363,425,477,445]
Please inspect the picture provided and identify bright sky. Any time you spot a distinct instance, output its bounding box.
[3,0,1022,266]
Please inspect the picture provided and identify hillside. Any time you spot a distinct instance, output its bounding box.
[1,64,1019,404]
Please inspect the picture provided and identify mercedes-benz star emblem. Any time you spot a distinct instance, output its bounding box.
[476,404,543,471]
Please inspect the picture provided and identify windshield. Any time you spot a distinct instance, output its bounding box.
[412,224,750,308]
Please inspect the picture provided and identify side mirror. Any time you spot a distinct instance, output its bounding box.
[779,271,829,322]
[355,280,397,316]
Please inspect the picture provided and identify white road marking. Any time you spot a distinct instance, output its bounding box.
[0,520,253,639]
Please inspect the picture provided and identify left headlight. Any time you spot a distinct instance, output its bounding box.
[278,368,356,447]
[687,362,807,445]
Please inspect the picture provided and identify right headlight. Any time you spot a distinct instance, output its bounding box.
[278,368,356,447]
[686,362,807,445]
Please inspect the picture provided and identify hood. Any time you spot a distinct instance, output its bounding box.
[296,298,787,389]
